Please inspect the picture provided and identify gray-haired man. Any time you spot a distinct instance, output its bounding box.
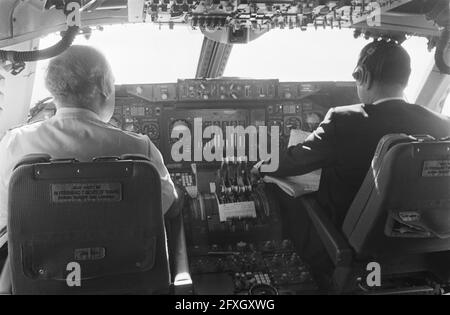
[0,45,178,247]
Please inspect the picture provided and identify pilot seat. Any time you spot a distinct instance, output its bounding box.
[300,134,450,294]
[0,154,191,295]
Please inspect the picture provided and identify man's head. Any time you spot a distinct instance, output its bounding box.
[353,40,411,104]
[45,45,115,122]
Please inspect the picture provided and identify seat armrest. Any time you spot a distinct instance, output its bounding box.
[167,213,193,295]
[0,256,11,295]
[0,228,6,249]
[300,195,353,267]
[171,215,192,294]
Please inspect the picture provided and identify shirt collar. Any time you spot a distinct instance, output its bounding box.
[372,97,406,105]
[54,107,102,121]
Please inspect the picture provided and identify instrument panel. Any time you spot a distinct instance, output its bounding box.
[29,79,358,162]
[112,80,358,295]
[112,79,358,164]
[113,97,163,147]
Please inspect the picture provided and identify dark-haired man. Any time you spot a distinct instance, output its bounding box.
[254,40,450,272]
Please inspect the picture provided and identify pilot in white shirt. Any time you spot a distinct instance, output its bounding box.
[0,46,177,247]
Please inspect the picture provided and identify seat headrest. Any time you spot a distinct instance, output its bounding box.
[344,134,450,256]
[14,154,52,170]
[14,154,151,171]
[383,139,450,239]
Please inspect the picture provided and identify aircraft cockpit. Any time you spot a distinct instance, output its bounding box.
[0,0,449,297]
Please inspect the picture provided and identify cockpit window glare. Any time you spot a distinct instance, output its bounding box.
[32,26,434,107]
[224,29,435,104]
[31,24,204,105]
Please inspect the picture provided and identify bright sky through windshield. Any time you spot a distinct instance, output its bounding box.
[225,28,435,104]
[31,24,205,103]
[32,24,437,108]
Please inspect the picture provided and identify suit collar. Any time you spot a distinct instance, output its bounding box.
[372,97,406,105]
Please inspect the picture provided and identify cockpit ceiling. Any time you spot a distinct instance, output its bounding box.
[0,1,128,48]
[0,0,445,49]
[43,0,128,11]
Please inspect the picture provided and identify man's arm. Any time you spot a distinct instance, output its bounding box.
[261,108,338,177]
[147,139,178,215]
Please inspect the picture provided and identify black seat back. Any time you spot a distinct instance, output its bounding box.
[343,134,450,258]
[8,155,170,294]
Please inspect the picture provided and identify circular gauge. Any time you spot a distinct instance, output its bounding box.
[142,122,160,140]
[171,119,190,134]
[284,116,303,135]
[304,112,323,132]
[170,119,191,141]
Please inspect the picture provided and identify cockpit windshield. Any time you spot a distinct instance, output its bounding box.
[32,25,435,107]
[224,29,435,104]
[31,24,205,104]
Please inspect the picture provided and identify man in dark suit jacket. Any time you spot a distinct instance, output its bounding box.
[254,40,450,276]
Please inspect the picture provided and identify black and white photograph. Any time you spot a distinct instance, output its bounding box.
[0,0,449,301]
